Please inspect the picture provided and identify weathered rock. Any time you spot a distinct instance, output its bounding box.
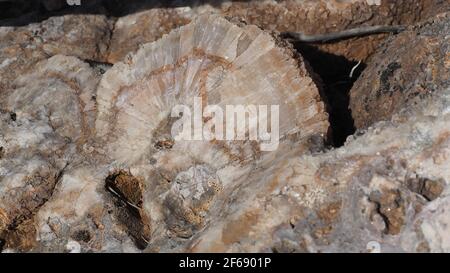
[0,14,113,93]
[350,12,450,129]
[105,170,151,249]
[107,0,449,63]
[96,14,328,251]
[107,7,191,63]
[2,14,329,253]
[0,55,99,251]
[187,89,450,252]
[0,8,449,253]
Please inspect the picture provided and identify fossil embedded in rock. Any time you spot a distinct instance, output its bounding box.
[95,14,328,248]
[1,3,449,254]
[96,14,329,165]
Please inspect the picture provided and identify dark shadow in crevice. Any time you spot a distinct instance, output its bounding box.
[0,238,5,252]
[0,0,249,26]
[294,43,365,147]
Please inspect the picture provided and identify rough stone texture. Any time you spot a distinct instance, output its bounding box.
[95,14,329,251]
[107,0,450,63]
[0,6,449,253]
[0,55,99,251]
[106,7,191,63]
[1,15,330,252]
[350,12,450,129]
[0,14,113,93]
[182,88,450,253]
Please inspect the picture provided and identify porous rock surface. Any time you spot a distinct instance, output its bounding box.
[0,55,100,251]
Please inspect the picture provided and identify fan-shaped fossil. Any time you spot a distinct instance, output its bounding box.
[95,14,329,249]
[0,10,449,253]
[96,14,329,164]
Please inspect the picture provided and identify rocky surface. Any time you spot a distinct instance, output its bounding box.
[0,55,99,251]
[188,89,450,252]
[94,14,329,252]
[107,0,450,63]
[350,12,450,129]
[0,2,449,253]
[1,14,330,252]
[0,14,112,92]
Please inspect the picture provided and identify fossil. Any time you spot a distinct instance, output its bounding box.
[94,14,329,249]
[0,8,449,253]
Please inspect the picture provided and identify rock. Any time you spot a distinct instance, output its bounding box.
[405,197,450,252]
[188,88,450,252]
[96,14,329,251]
[107,0,449,63]
[107,7,191,63]
[105,171,151,249]
[0,8,449,253]
[0,14,113,93]
[0,55,100,251]
[407,175,446,202]
[350,12,450,129]
[2,14,330,253]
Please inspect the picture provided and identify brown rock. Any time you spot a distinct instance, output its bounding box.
[107,0,449,63]
[106,171,145,208]
[407,175,445,201]
[107,8,190,63]
[369,188,405,235]
[105,170,151,249]
[350,12,450,129]
[2,219,37,251]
